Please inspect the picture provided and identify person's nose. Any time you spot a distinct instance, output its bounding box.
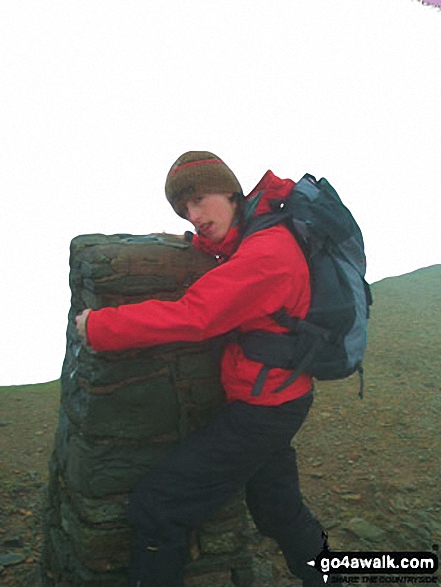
[186,203,200,226]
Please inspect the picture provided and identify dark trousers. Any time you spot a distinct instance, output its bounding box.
[128,391,325,586]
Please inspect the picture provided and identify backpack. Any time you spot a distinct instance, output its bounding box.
[238,173,373,398]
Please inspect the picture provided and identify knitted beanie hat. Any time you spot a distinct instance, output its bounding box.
[165,151,243,218]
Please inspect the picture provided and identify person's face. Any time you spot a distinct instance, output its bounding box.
[185,193,238,243]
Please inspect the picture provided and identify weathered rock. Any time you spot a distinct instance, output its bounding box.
[41,233,259,586]
[1,535,24,548]
[0,552,26,566]
[347,517,386,542]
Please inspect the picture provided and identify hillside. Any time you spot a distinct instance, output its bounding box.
[295,264,441,552]
[0,265,440,585]
[367,264,441,385]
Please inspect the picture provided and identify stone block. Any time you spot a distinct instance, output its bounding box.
[177,349,220,380]
[184,569,234,587]
[188,379,226,407]
[53,404,73,471]
[68,492,129,525]
[85,274,179,296]
[75,348,169,388]
[65,434,174,497]
[199,529,242,555]
[64,376,180,440]
[60,501,130,572]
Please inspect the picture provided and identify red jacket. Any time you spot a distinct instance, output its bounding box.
[86,170,312,406]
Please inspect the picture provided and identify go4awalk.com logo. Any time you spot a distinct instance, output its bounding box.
[307,549,439,584]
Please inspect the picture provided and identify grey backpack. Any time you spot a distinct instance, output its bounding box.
[238,174,373,398]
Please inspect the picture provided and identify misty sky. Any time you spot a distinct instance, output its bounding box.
[1,0,440,385]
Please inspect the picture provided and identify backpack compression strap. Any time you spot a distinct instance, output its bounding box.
[250,335,325,397]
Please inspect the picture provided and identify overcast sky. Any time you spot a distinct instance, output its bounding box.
[1,0,440,385]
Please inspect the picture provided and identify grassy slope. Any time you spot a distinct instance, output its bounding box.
[295,264,441,550]
[0,380,60,482]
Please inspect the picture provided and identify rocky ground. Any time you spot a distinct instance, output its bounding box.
[0,380,59,587]
[1,267,440,586]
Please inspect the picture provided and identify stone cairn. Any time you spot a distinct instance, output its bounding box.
[41,233,266,587]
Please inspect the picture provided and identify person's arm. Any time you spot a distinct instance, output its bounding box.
[82,227,305,352]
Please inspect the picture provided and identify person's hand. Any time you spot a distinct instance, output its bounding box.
[76,309,91,345]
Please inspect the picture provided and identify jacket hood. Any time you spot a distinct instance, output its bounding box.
[192,170,296,260]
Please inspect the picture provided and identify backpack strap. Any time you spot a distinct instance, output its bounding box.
[357,364,364,399]
[250,335,325,396]
[244,309,363,397]
[242,207,291,240]
[250,346,365,397]
[250,365,273,397]
[271,308,337,343]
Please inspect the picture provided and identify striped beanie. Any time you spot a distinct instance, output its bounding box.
[165,151,242,218]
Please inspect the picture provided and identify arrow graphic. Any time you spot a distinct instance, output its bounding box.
[307,559,328,583]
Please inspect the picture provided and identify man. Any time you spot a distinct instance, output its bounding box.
[76,151,327,587]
